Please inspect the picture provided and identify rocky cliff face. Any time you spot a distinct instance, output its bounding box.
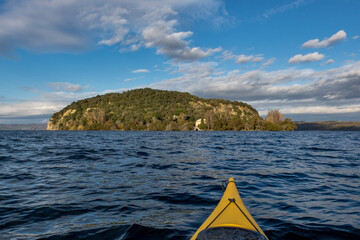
[47,109,76,130]
[46,120,57,131]
[47,88,262,131]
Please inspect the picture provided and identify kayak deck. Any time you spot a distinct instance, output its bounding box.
[190,178,268,240]
[197,227,267,240]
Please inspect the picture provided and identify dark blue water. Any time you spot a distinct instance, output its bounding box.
[0,131,359,240]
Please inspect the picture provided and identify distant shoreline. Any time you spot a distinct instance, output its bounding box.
[0,124,47,130]
[295,121,360,131]
[1,122,360,131]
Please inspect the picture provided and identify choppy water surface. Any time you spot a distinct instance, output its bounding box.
[0,131,359,240]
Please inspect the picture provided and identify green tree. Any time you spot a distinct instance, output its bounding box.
[266,109,284,124]
[281,118,297,131]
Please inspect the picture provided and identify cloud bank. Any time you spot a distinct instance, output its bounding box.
[0,0,223,61]
[150,61,360,119]
[0,89,128,124]
[1,62,360,123]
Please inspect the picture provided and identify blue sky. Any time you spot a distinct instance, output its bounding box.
[0,0,359,123]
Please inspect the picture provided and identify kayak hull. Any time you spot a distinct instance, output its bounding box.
[190,178,268,240]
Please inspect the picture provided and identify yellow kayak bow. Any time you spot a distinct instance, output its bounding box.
[190,178,268,240]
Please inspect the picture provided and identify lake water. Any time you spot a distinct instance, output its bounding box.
[0,131,359,240]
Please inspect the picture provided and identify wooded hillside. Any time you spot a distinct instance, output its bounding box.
[47,88,296,131]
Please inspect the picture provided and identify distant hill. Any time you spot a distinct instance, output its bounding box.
[0,124,47,130]
[295,121,360,131]
[47,88,265,131]
[47,88,297,131]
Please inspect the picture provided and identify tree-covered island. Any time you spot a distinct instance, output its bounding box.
[47,88,296,131]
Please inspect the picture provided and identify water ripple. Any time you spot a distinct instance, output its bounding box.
[0,131,359,239]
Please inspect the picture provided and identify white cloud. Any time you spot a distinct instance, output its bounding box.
[236,54,254,64]
[352,35,359,40]
[252,56,264,62]
[223,51,265,64]
[288,52,324,64]
[260,0,307,20]
[47,82,88,92]
[0,0,224,61]
[129,44,141,51]
[262,58,276,67]
[222,50,235,60]
[281,105,360,114]
[302,30,347,48]
[142,17,222,61]
[326,59,335,64]
[132,69,149,73]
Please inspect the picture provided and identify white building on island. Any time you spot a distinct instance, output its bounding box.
[194,118,206,131]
